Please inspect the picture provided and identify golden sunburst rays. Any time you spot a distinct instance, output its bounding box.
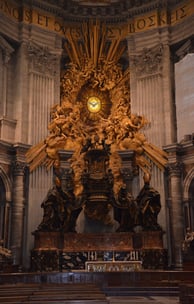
[62,20,128,110]
[64,20,127,72]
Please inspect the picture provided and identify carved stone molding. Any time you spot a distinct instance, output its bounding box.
[0,36,14,65]
[21,0,169,20]
[26,41,58,75]
[175,39,194,62]
[167,162,183,177]
[130,44,163,77]
[12,161,26,176]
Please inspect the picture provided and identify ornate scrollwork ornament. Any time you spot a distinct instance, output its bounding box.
[27,41,57,75]
[131,44,163,76]
[167,162,183,177]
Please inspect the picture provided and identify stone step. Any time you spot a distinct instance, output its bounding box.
[0,295,29,302]
[103,286,179,297]
[28,294,106,300]
[0,283,109,303]
[23,301,108,304]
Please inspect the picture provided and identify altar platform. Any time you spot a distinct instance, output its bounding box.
[0,270,193,287]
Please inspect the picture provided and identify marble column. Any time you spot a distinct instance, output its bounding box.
[168,162,184,269]
[164,144,184,269]
[10,161,26,266]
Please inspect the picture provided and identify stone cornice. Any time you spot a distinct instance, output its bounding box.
[174,39,194,61]
[127,0,167,18]
[0,140,31,151]
[163,138,194,161]
[0,140,14,153]
[163,143,182,153]
[12,0,188,22]
[18,0,63,16]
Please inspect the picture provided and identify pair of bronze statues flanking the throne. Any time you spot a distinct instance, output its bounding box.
[37,144,161,235]
[30,142,166,272]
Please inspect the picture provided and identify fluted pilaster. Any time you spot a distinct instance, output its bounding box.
[24,39,62,268]
[0,35,14,117]
[27,41,58,145]
[129,44,164,146]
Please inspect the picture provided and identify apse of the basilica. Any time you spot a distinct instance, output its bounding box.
[23,18,169,271]
[0,0,194,272]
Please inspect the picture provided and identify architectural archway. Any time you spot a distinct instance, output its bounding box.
[183,168,194,231]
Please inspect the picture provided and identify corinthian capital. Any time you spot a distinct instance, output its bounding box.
[167,162,183,177]
[130,44,163,76]
[27,41,57,75]
[0,36,14,65]
[12,161,26,176]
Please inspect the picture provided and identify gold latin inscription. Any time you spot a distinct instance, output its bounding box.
[170,1,193,25]
[128,1,193,34]
[0,0,19,20]
[0,0,194,36]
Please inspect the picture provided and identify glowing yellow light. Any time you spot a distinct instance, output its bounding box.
[87,96,101,113]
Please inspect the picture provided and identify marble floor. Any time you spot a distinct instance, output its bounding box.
[107,296,179,303]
